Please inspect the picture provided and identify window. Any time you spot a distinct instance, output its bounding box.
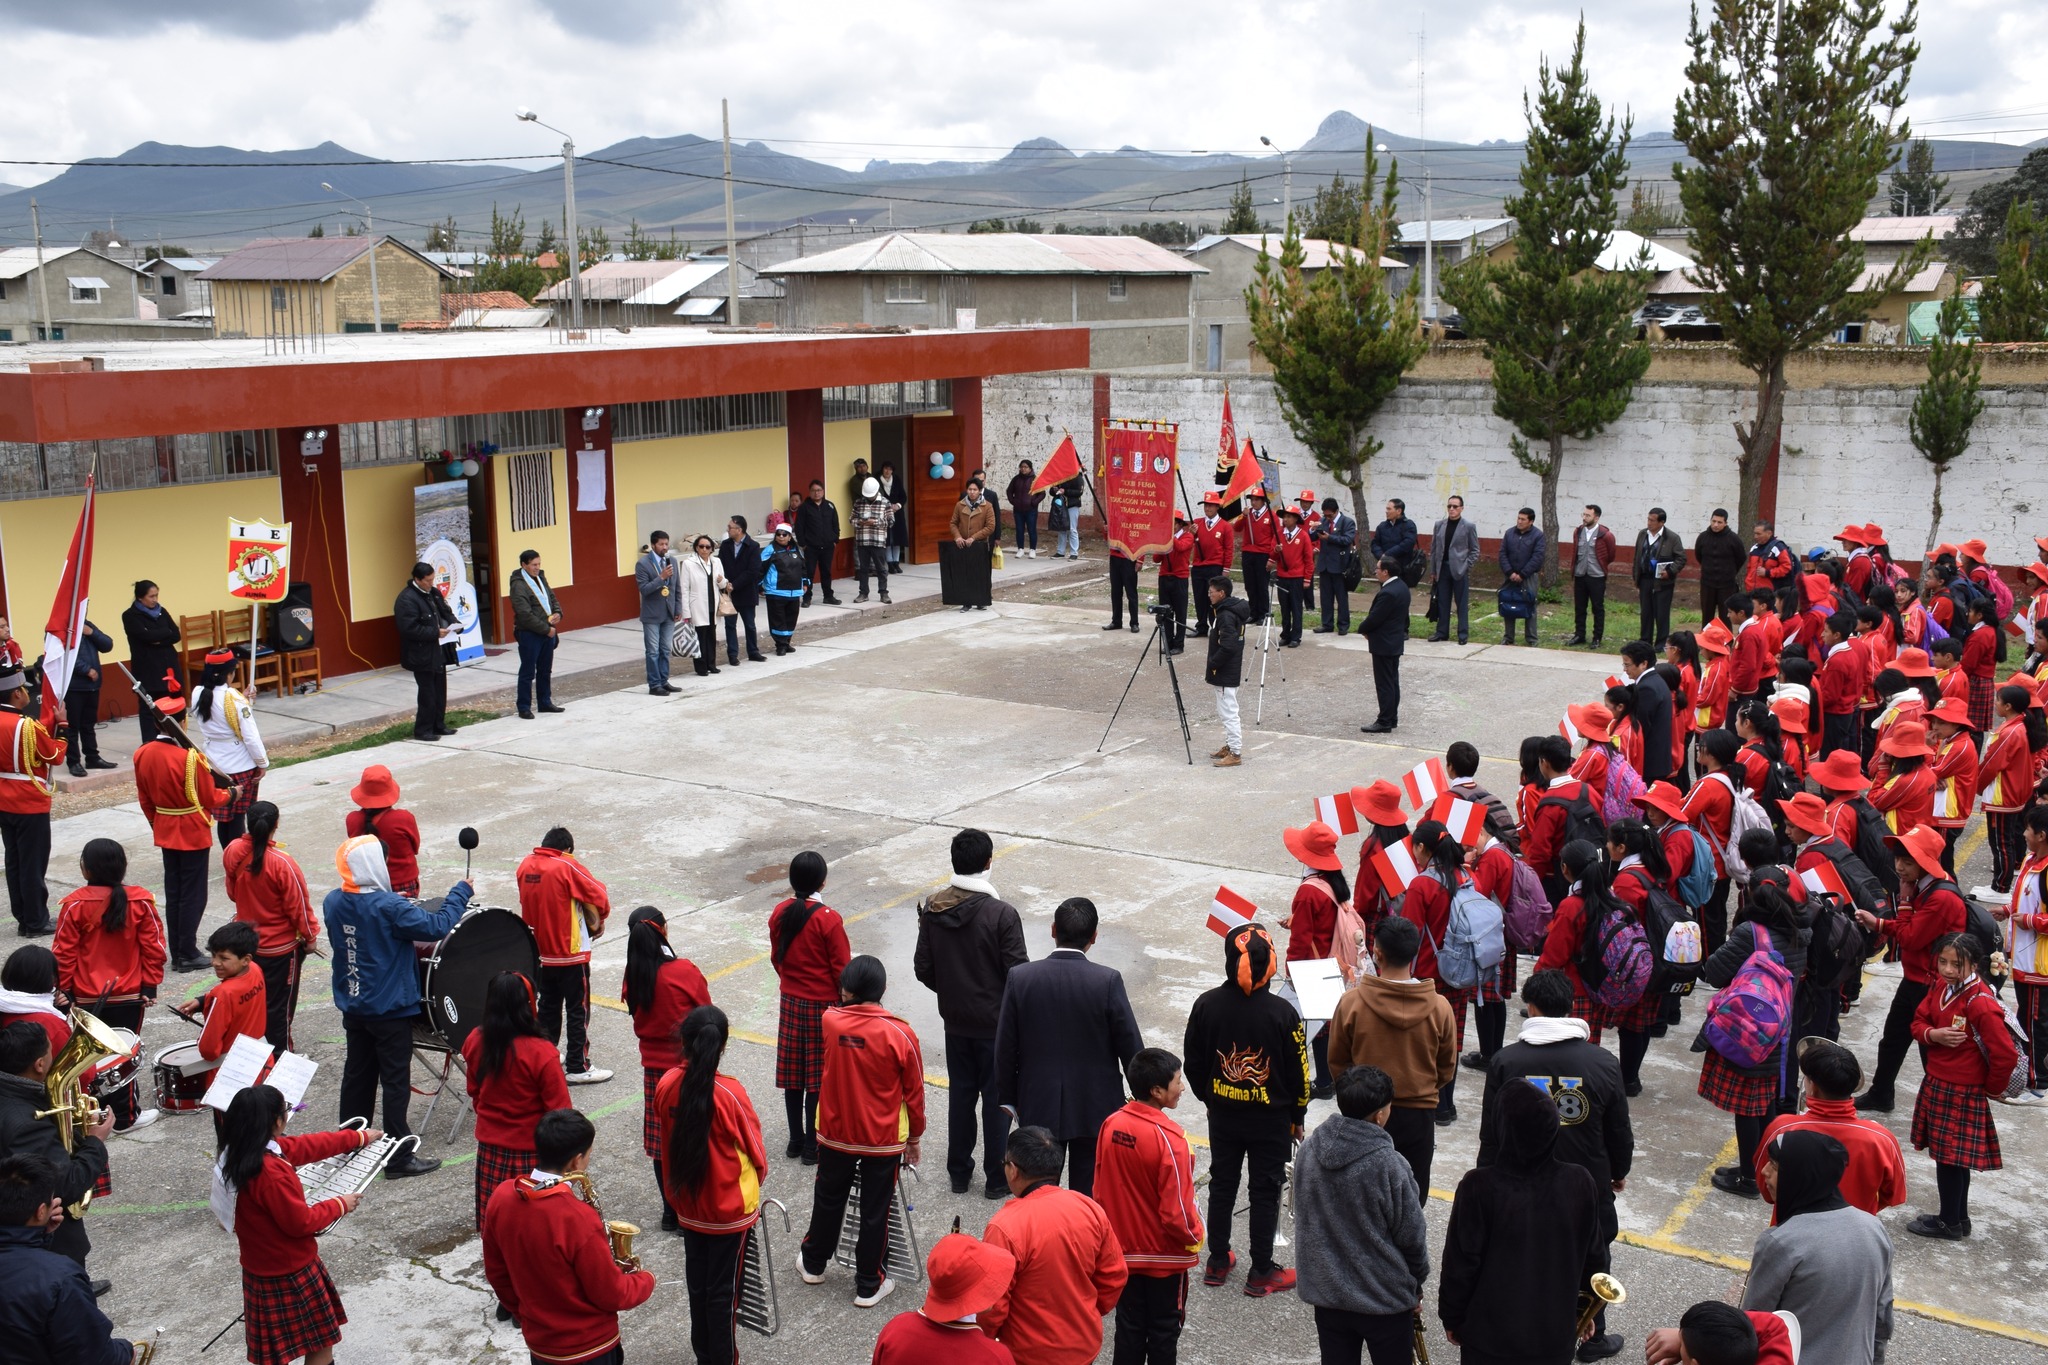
[0,280,8,300]
[1107,275,1128,299]
[161,275,178,298]
[35,326,62,341]
[884,275,926,303]
[1207,324,1223,372]
[139,275,155,294]
[0,329,10,342]
[271,286,288,311]
[69,284,99,303]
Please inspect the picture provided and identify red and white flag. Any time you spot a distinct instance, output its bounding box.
[1798,860,1851,904]
[39,473,96,727]
[1311,790,1360,836]
[1605,675,1627,690]
[1560,711,1587,744]
[1370,838,1421,897]
[1208,885,1259,937]
[1216,388,1238,471]
[1425,794,1486,846]
[1402,757,1448,810]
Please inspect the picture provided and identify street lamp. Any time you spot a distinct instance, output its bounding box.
[320,182,382,333]
[517,107,583,330]
[1259,135,1293,227]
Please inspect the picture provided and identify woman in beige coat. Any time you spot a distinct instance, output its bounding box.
[943,478,998,611]
[678,534,730,675]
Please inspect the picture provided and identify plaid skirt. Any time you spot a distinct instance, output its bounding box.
[1430,978,1474,1051]
[643,1066,669,1161]
[1697,1049,1781,1116]
[474,1140,533,1231]
[1497,951,1521,999]
[1967,672,1998,733]
[213,768,263,821]
[1592,989,1665,1036]
[776,994,829,1092]
[243,1257,346,1365]
[1912,1076,2002,1171]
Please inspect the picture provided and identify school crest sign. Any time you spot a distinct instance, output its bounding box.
[226,519,292,602]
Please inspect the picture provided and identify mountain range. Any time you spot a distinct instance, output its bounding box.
[0,113,2029,253]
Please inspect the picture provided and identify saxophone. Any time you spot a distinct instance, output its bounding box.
[562,1171,641,1270]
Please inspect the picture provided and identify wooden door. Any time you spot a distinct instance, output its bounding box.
[908,414,964,565]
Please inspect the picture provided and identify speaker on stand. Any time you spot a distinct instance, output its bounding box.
[269,581,316,652]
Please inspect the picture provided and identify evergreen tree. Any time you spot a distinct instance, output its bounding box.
[1948,146,2048,274]
[534,218,559,258]
[1976,199,2048,342]
[1246,137,1425,531]
[307,223,325,238]
[1302,172,1364,244]
[578,225,612,268]
[1223,173,1261,233]
[424,216,459,251]
[1442,20,1652,585]
[1909,291,1982,553]
[1622,183,1683,233]
[488,204,526,260]
[1673,0,1925,535]
[624,218,656,260]
[1888,137,1949,216]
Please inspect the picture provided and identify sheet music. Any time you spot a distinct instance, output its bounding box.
[1289,957,1349,1022]
[201,1035,317,1111]
[265,1050,318,1107]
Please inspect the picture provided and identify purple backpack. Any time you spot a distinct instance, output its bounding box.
[1502,856,1552,952]
[1600,750,1648,826]
[1702,926,1794,1070]
[1584,903,1653,1009]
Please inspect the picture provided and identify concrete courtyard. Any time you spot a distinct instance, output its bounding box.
[51,592,2048,1364]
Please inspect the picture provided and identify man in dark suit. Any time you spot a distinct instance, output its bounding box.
[1360,557,1410,734]
[392,562,458,741]
[992,896,1142,1197]
[718,515,766,665]
[1619,640,1674,782]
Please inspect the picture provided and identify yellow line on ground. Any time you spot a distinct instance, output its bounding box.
[1656,1134,1741,1242]
[1957,818,1988,869]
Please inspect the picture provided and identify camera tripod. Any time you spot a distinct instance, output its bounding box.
[1098,610,1195,763]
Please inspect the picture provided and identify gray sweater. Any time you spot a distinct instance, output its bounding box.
[1742,1205,1893,1365]
[1294,1114,1430,1316]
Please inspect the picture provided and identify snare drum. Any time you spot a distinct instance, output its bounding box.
[86,1028,143,1114]
[152,1041,219,1113]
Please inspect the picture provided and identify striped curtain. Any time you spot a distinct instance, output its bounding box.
[507,450,556,532]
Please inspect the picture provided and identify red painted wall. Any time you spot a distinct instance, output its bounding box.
[558,408,636,627]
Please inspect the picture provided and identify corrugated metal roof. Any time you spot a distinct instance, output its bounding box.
[675,296,725,317]
[66,276,110,291]
[199,236,456,283]
[142,256,217,273]
[1185,233,1401,270]
[767,232,1203,277]
[1595,230,1693,274]
[1396,218,1514,244]
[1853,260,1949,294]
[0,246,141,282]
[450,307,553,329]
[1850,215,1957,243]
[534,257,732,304]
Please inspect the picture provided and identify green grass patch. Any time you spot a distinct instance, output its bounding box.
[272,708,500,769]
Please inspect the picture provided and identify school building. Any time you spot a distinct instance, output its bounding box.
[0,325,1086,714]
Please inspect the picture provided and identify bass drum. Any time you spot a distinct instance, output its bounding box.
[417,906,539,1051]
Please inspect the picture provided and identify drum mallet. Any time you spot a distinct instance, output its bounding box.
[458,827,479,880]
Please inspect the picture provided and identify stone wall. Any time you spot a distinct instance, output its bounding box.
[982,347,2048,566]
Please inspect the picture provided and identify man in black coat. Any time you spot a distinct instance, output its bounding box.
[1633,507,1687,647]
[1620,640,1675,783]
[0,1155,131,1365]
[1368,498,1418,579]
[1477,970,1632,1359]
[61,619,116,777]
[0,1021,110,1271]
[1693,508,1747,625]
[1359,557,1410,735]
[1205,576,1250,768]
[992,897,1142,1197]
[794,480,842,607]
[392,561,458,742]
[719,515,766,665]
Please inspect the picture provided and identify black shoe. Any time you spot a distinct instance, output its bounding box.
[384,1154,443,1179]
[1590,636,1603,647]
[649,687,669,696]
[825,597,843,606]
[659,684,680,695]
[1129,624,1139,633]
[705,665,721,675]
[1624,1080,1643,1098]
[539,703,565,713]
[172,954,208,972]
[1460,1050,1489,1072]
[801,1142,819,1166]
[1434,1105,1458,1127]
[1309,1081,1335,1101]
[1564,634,1586,646]
[1577,1332,1625,1361]
[1648,1023,1668,1038]
[66,761,86,777]
[17,921,54,939]
[495,1302,514,1322]
[1360,721,1393,734]
[984,1181,1009,1200]
[1190,628,1208,639]
[437,725,458,735]
[855,593,870,603]
[660,1207,679,1232]
[880,595,892,604]
[889,564,902,574]
[951,1176,971,1194]
[518,709,535,720]
[802,593,813,608]
[1854,1090,1895,1113]
[1906,1213,1966,1240]
[1312,626,1333,634]
[86,757,116,770]
[89,1278,111,1299]
[414,730,441,741]
[1164,646,1184,656]
[786,1137,805,1158]
[1710,1167,1759,1199]
[1103,621,1125,631]
[748,653,768,662]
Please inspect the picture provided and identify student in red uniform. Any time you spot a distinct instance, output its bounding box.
[1922,698,1980,874]
[1152,511,1194,656]
[1666,633,1701,781]
[461,971,570,1233]
[980,1125,1128,1365]
[1348,780,1411,943]
[1730,700,1787,802]
[1959,597,2002,731]
[1682,730,1741,952]
[51,838,164,1130]
[1403,820,1474,1124]
[1992,807,2048,1095]
[216,1084,376,1365]
[342,764,421,897]
[222,802,320,1050]
[1755,1038,1905,1222]
[1978,683,2043,894]
[1853,826,1968,1112]
[1093,1048,1200,1365]
[1690,623,1734,742]
[1525,735,1587,903]
[1645,1301,1798,1365]
[133,696,228,973]
[1906,932,2016,1240]
[1866,718,1937,832]
[655,1005,768,1365]
[176,922,267,1066]
[1236,487,1278,626]
[1724,595,1769,709]
[798,956,926,1308]
[871,1233,1018,1365]
[1699,859,1810,1200]
[1462,821,1520,1070]
[620,905,711,1229]
[1634,781,1697,899]
[1767,698,1808,780]
[1567,702,1615,810]
[1295,490,1322,530]
[0,667,68,938]
[1281,821,1345,1097]
[768,851,851,1162]
[1929,635,1968,708]
[1188,491,1236,640]
[1605,822,1679,1095]
[1748,590,1784,686]
[1814,612,1866,759]
[517,827,614,1084]
[483,1107,658,1365]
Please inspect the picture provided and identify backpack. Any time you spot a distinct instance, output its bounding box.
[1675,827,1719,910]
[1599,750,1648,826]
[1807,838,1894,920]
[1622,866,1703,992]
[1538,786,1608,851]
[771,546,808,588]
[1707,772,1775,886]
[1426,873,1507,995]
[1973,988,2034,1101]
[1805,892,1870,993]
[1501,856,1553,952]
[1980,569,2016,621]
[1920,878,2004,963]
[1702,925,1794,1071]
[1844,797,1902,900]
[1581,900,1654,1009]
[1742,740,1800,815]
[1923,610,1952,647]
[1332,895,1369,986]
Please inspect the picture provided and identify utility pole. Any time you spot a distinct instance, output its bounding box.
[29,200,52,342]
[1419,28,1435,322]
[518,109,583,330]
[723,98,739,327]
[321,183,381,332]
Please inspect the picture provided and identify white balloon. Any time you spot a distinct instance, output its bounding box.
[461,458,481,476]
[941,465,957,479]
[929,451,945,465]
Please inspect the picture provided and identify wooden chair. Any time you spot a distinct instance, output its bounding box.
[179,611,221,678]
[217,605,254,687]
[247,649,285,699]
[282,650,322,695]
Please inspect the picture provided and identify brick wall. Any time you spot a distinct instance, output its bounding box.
[331,245,443,327]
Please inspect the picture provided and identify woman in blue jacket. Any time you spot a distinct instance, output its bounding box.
[761,524,811,656]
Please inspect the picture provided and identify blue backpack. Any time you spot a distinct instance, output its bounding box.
[1426,874,1507,995]
[1702,926,1794,1071]
[1675,828,1718,909]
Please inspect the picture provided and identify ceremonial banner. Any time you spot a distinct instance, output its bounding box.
[1221,440,1266,508]
[226,519,292,603]
[1031,434,1083,496]
[40,474,95,728]
[1215,389,1238,473]
[1370,839,1421,896]
[1425,794,1487,847]
[1208,885,1259,937]
[1100,422,1177,559]
[1311,791,1360,836]
[1402,757,1449,810]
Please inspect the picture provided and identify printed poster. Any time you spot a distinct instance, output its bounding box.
[413,481,485,663]
[1100,423,1178,559]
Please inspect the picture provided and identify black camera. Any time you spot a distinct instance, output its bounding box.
[1148,602,1177,620]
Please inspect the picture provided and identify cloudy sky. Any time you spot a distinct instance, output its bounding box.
[0,0,2042,186]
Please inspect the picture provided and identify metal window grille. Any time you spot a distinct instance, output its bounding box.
[339,419,441,467]
[611,392,788,442]
[819,381,952,421]
[0,430,276,499]
[506,450,557,532]
[446,408,564,454]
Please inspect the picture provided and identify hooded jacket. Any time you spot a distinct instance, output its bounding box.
[0,1222,131,1365]
[1204,594,1250,688]
[913,878,1027,1040]
[1478,1016,1632,1202]
[1294,1114,1430,1316]
[1325,974,1457,1110]
[321,837,471,1019]
[517,846,613,968]
[1743,1132,1893,1365]
[1439,1081,1604,1365]
[1181,926,1310,1123]
[0,1071,107,1265]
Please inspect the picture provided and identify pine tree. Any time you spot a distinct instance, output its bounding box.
[624,218,656,260]
[1302,173,1364,244]
[1976,199,2048,342]
[1673,0,1925,535]
[307,223,325,238]
[1246,137,1425,531]
[424,216,459,251]
[488,204,526,260]
[1223,174,1260,234]
[1442,20,1652,586]
[1888,137,1949,216]
[534,219,559,258]
[1909,292,1983,553]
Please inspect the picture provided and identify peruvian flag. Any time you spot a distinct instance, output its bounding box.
[1402,757,1449,810]
[1221,439,1265,507]
[1605,675,1627,689]
[1215,388,1238,471]
[1370,838,1422,897]
[1560,711,1584,744]
[39,473,95,727]
[1425,794,1487,846]
[1208,885,1259,937]
[1799,860,1852,904]
[1030,433,1083,496]
[1311,790,1360,836]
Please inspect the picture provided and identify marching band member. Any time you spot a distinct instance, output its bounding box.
[0,1019,109,1269]
[223,801,321,1050]
[462,972,570,1235]
[215,1083,374,1365]
[132,695,228,972]
[769,852,850,1164]
[518,827,615,1085]
[0,1153,133,1365]
[53,838,165,1129]
[655,1005,767,1365]
[175,921,268,1065]
[1152,510,1193,656]
[343,765,420,897]
[189,649,268,848]
[621,906,710,1228]
[1092,1048,1201,1365]
[0,667,66,939]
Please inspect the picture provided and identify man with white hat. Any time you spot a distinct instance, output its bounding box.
[853,477,894,605]
[870,1231,1017,1365]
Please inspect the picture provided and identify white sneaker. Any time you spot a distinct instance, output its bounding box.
[797,1252,825,1286]
[1970,885,2003,904]
[1998,1090,2041,1106]
[564,1068,614,1086]
[116,1109,160,1133]
[854,1277,895,1308]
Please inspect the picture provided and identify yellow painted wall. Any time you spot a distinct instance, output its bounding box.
[823,419,872,501]
[611,428,793,575]
[491,450,574,588]
[0,478,283,667]
[342,463,425,622]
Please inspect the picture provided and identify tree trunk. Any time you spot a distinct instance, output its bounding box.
[1539,433,1565,589]
[1735,365,1787,536]
[1344,462,1372,547]
[1926,463,1946,557]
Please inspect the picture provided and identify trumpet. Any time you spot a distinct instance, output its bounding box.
[562,1171,641,1271]
[1412,1309,1431,1364]
[1574,1272,1626,1341]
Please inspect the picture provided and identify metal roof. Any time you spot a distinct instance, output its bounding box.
[449,307,553,329]
[766,232,1204,277]
[675,297,725,317]
[1852,260,1950,293]
[0,246,142,282]
[66,276,111,291]
[534,257,733,305]
[198,236,457,283]
[1184,234,1401,270]
[1849,215,1958,244]
[141,256,217,273]
[1395,218,1514,244]
[1595,230,1694,274]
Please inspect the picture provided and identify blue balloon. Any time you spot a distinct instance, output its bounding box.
[929,465,945,478]
[941,451,955,465]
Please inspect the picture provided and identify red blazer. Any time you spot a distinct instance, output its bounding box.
[1524,777,1586,878]
[1754,613,1784,679]
[1960,623,1998,680]
[223,838,320,956]
[1913,975,2018,1091]
[1728,619,1769,695]
[0,710,65,815]
[345,808,420,892]
[873,1313,1017,1365]
[482,1176,657,1364]
[1817,644,1863,716]
[1152,528,1193,579]
[626,957,712,1070]
[1868,764,1935,835]
[1273,528,1314,580]
[980,1184,1128,1365]
[816,1003,926,1157]
[1978,716,2035,813]
[230,1130,366,1273]
[1093,1101,1201,1274]
[1571,745,1611,811]
[517,848,612,967]
[1878,877,1966,983]
[195,966,267,1061]
[1401,869,1462,982]
[1285,877,1336,962]
[1682,774,1735,876]
[1693,657,1731,731]
[1236,507,1278,555]
[133,738,226,851]
[652,1065,769,1234]
[53,886,165,1005]
[1756,1097,1906,1222]
[768,897,852,1003]
[462,1031,572,1149]
[1536,891,1594,997]
[1189,517,1235,568]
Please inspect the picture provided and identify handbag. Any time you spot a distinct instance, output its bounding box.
[671,620,699,658]
[992,544,1005,570]
[717,585,737,618]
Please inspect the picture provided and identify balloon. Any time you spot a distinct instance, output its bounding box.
[461,458,481,476]
[929,451,944,466]
[941,465,957,479]
[941,451,955,465]
[445,460,464,478]
[929,465,944,478]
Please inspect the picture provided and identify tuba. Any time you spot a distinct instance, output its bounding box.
[562,1171,641,1270]
[32,1007,127,1219]
[1574,1272,1626,1341]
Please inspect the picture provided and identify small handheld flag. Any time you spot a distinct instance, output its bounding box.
[1402,758,1448,811]
[1311,791,1360,836]
[1799,861,1852,904]
[1030,434,1084,496]
[1208,885,1259,937]
[1370,839,1421,897]
[1425,794,1487,846]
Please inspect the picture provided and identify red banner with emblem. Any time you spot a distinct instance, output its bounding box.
[1099,423,1178,559]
